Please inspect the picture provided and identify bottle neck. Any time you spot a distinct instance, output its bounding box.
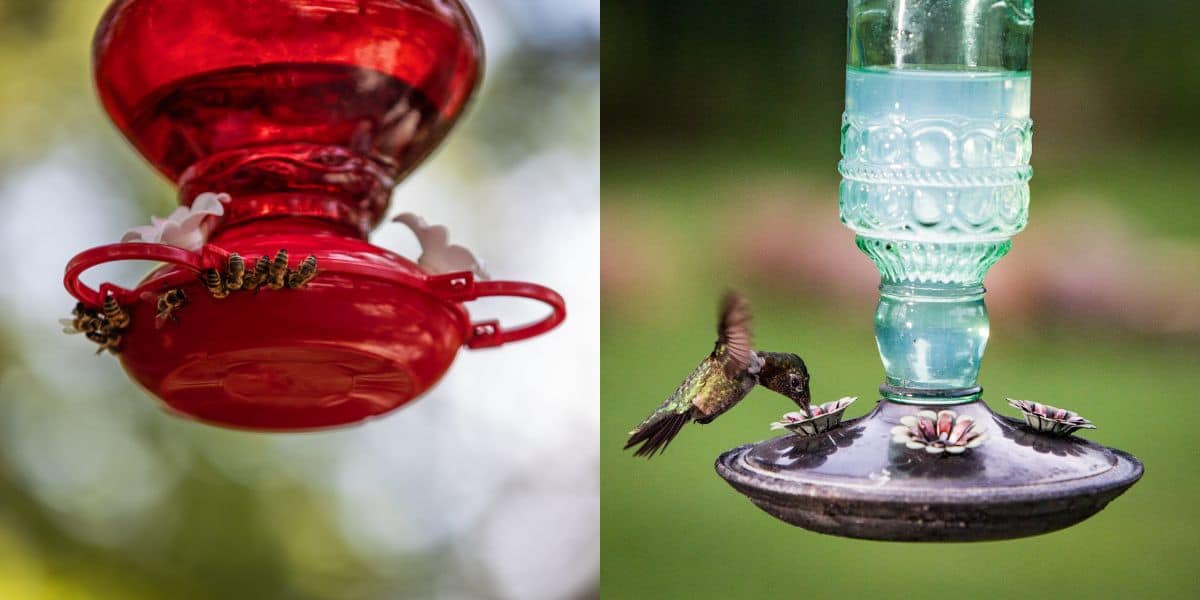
[179,143,394,240]
[874,280,990,405]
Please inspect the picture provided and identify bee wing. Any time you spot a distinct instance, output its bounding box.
[59,319,82,334]
[716,291,754,379]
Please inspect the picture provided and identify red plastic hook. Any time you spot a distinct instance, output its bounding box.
[468,280,566,348]
[427,273,567,349]
[63,242,207,307]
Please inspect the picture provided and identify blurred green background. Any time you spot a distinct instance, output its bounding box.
[602,1,1200,599]
[0,0,598,598]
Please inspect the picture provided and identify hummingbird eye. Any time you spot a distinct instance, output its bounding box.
[788,374,802,390]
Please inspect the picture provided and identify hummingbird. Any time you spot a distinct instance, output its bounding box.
[624,291,812,458]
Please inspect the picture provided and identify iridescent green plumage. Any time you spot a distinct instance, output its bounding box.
[625,292,813,458]
[625,292,758,457]
[626,350,758,457]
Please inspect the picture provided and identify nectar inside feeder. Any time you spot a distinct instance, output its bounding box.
[62,0,565,431]
[716,0,1142,541]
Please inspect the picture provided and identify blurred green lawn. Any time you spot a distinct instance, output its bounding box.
[600,162,1200,600]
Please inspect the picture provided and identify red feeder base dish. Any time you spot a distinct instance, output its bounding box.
[64,0,567,430]
[65,222,565,431]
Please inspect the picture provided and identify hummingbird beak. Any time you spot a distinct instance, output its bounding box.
[794,380,812,414]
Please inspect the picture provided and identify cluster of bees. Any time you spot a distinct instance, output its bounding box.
[63,250,318,354]
[60,295,130,355]
[201,250,318,298]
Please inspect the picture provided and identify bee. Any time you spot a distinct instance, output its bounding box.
[61,302,123,355]
[240,254,268,289]
[94,328,122,355]
[102,294,130,329]
[286,255,318,288]
[60,302,102,334]
[60,303,96,333]
[202,268,229,298]
[266,249,289,289]
[224,253,245,291]
[243,255,271,291]
[155,288,188,329]
[81,320,121,355]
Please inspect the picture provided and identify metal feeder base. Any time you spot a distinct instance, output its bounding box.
[716,399,1143,542]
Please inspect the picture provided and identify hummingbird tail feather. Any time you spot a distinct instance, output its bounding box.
[624,410,691,458]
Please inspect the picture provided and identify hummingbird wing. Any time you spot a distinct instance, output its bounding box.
[715,291,754,380]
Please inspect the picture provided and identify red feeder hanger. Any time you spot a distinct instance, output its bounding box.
[63,0,566,431]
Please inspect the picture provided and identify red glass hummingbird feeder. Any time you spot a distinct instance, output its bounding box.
[62,0,566,431]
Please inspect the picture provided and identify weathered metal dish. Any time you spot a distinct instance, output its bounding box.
[770,397,857,437]
[716,398,1143,542]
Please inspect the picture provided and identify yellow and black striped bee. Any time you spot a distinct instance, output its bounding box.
[84,328,108,345]
[224,253,245,291]
[93,324,122,355]
[102,294,130,329]
[202,269,228,298]
[266,249,289,290]
[60,302,102,335]
[61,299,127,355]
[286,255,318,288]
[243,255,271,291]
[155,288,188,329]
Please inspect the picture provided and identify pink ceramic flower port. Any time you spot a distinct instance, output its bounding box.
[1008,398,1096,436]
[891,409,988,455]
[771,397,857,437]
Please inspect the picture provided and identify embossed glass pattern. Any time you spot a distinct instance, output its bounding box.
[840,0,1034,401]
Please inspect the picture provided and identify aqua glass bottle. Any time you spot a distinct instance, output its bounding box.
[839,0,1034,403]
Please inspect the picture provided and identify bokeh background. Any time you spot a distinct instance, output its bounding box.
[603,1,1199,598]
[0,1,597,598]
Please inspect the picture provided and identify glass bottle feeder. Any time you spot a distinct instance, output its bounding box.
[716,0,1142,541]
[62,0,565,431]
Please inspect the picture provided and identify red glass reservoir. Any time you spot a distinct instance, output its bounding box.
[95,0,484,232]
[64,0,565,431]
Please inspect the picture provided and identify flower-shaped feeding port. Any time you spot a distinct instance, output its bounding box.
[393,212,489,279]
[770,397,857,437]
[1007,398,1096,437]
[121,193,229,251]
[891,410,988,455]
